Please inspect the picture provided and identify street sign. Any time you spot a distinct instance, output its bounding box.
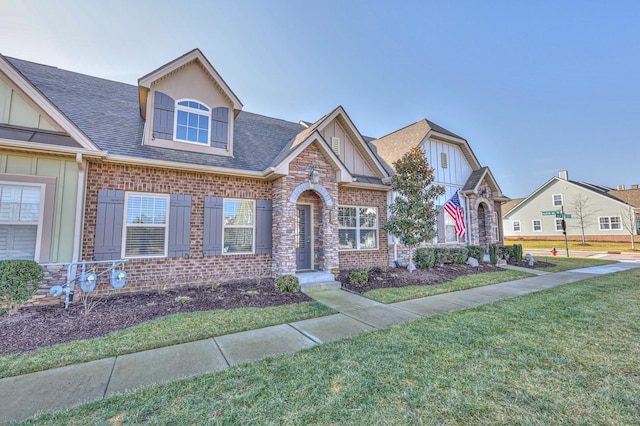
[542,210,562,216]
[564,214,572,219]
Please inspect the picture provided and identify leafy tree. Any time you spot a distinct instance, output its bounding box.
[382,147,445,272]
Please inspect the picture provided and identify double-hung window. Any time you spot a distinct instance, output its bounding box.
[599,216,622,230]
[175,100,210,144]
[124,193,169,258]
[512,220,521,232]
[555,218,564,232]
[532,219,542,232]
[223,199,254,254]
[338,206,378,250]
[0,183,43,260]
[552,194,563,207]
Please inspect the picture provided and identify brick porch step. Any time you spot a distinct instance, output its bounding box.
[295,271,341,292]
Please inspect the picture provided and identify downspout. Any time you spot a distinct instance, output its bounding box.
[70,153,86,293]
[460,191,470,244]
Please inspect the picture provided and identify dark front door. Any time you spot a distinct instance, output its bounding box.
[296,205,312,270]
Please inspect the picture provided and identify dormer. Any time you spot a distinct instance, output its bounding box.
[138,49,243,157]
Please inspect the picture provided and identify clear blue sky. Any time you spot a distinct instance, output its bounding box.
[1,0,639,197]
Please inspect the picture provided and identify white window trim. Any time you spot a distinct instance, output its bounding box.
[338,205,379,251]
[512,220,521,232]
[222,198,256,255]
[0,180,46,262]
[598,216,622,231]
[532,219,542,232]
[173,99,211,146]
[122,192,170,259]
[552,193,563,207]
[555,218,564,232]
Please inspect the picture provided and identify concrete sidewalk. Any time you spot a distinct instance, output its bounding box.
[1,262,638,423]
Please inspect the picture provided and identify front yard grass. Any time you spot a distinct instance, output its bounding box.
[534,256,617,272]
[21,268,640,425]
[364,269,534,303]
[0,302,333,379]
[512,239,637,252]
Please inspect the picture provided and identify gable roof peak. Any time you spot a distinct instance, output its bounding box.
[137,49,243,119]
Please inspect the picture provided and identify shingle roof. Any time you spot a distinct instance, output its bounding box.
[462,167,488,192]
[370,119,464,172]
[608,188,640,208]
[6,57,306,172]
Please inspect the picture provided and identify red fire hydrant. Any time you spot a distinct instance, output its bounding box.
[551,247,557,256]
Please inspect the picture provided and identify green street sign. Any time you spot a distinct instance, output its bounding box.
[542,210,562,216]
[556,213,562,218]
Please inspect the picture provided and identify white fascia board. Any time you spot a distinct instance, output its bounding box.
[319,106,390,178]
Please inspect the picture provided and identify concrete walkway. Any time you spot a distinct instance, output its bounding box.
[1,262,639,423]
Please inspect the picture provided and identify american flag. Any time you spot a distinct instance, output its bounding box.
[444,191,466,238]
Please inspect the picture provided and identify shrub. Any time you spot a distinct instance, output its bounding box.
[513,244,524,263]
[450,248,469,265]
[415,248,435,269]
[500,245,514,262]
[349,271,369,287]
[0,260,43,314]
[433,247,453,265]
[274,275,300,293]
[467,245,485,262]
[489,244,499,266]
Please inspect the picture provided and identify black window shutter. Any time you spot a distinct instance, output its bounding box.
[255,199,272,254]
[153,91,175,140]
[210,107,229,149]
[168,194,191,257]
[94,189,125,260]
[203,196,223,256]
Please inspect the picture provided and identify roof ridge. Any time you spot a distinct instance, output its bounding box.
[374,119,427,141]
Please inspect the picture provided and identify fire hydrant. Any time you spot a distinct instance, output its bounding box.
[551,247,557,256]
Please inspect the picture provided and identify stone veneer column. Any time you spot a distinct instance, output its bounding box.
[272,176,297,276]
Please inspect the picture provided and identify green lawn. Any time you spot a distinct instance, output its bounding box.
[508,239,637,252]
[0,302,334,379]
[364,269,534,303]
[534,256,617,272]
[18,268,640,425]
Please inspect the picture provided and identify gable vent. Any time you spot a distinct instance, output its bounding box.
[441,152,448,168]
[331,137,340,156]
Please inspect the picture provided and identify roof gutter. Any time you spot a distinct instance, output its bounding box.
[0,139,107,158]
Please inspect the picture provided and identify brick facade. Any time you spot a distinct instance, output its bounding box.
[338,186,389,270]
[82,162,273,295]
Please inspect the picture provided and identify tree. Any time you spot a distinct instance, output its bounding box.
[382,147,445,272]
[569,193,597,245]
[620,206,638,250]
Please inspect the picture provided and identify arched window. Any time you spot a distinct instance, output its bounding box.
[174,100,210,144]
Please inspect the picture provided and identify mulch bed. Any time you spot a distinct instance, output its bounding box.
[0,278,311,356]
[1,261,555,356]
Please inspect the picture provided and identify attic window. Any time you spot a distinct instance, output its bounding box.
[331,137,340,156]
[175,100,210,145]
[441,152,448,168]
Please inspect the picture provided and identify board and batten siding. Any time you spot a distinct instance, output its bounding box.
[0,152,79,262]
[320,120,375,177]
[421,138,473,204]
[0,78,57,131]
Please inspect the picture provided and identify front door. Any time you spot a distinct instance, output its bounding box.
[296,205,312,270]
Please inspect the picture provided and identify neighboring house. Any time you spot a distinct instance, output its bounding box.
[503,171,640,243]
[4,49,392,297]
[0,55,106,301]
[371,119,508,262]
